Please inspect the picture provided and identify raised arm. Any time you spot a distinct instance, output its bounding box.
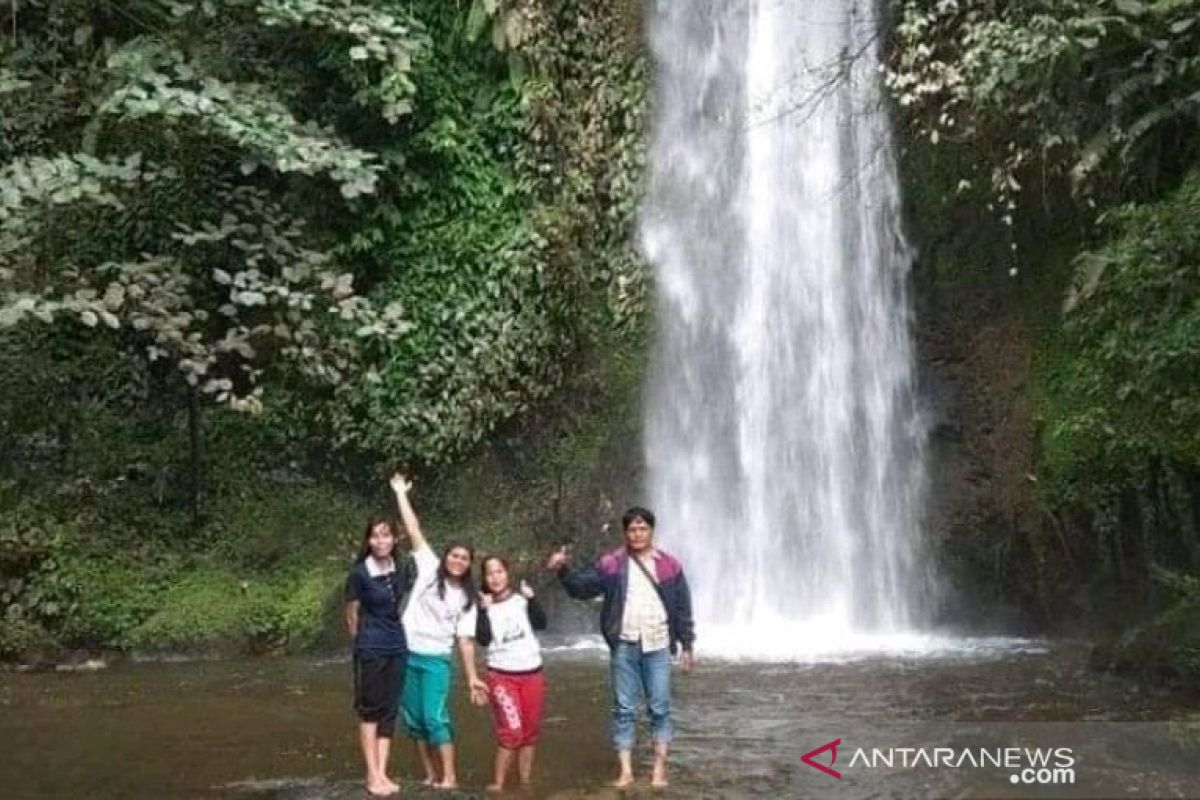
[545,547,605,600]
[390,473,427,552]
[561,564,606,599]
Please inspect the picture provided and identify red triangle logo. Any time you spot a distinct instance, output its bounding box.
[801,738,842,779]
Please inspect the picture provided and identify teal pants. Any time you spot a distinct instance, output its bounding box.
[401,652,454,745]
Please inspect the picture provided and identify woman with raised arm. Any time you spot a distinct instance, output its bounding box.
[390,473,487,790]
[475,556,548,792]
[344,516,407,797]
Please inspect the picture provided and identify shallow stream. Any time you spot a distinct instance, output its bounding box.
[3,639,1198,798]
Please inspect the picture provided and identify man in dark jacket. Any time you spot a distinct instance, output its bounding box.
[546,506,695,788]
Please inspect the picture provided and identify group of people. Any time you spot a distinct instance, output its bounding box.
[344,473,696,795]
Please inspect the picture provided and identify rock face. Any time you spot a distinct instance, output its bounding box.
[1097,591,1200,683]
[911,257,1047,633]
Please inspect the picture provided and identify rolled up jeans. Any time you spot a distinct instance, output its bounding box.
[610,641,673,751]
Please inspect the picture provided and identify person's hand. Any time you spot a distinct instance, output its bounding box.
[679,650,695,673]
[469,677,489,705]
[479,592,493,610]
[518,580,534,599]
[389,472,411,496]
[545,546,570,571]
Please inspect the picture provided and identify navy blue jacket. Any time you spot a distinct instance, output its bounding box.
[558,546,695,654]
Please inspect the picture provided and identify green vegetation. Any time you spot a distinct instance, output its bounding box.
[889,0,1200,230]
[1038,173,1200,506]
[1,0,1195,681]
[0,0,647,661]
[1033,174,1200,679]
[891,0,1200,679]
[0,320,643,660]
[1091,568,1200,682]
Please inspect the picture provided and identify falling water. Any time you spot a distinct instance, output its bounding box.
[641,0,933,657]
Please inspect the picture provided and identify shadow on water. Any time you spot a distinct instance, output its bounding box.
[2,641,1199,799]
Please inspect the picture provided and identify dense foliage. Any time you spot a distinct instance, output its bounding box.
[332,0,647,462]
[1036,172,1200,592]
[5,0,1192,666]
[889,0,1200,672]
[1043,174,1200,500]
[888,0,1200,233]
[2,0,643,461]
[0,0,646,658]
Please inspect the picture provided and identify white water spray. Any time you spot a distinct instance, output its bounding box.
[641,0,933,658]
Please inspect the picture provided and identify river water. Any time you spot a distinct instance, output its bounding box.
[3,640,1198,799]
[4,4,1199,800]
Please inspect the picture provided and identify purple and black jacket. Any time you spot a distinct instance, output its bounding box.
[557,546,696,654]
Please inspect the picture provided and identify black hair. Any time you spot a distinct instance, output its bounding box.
[437,540,479,611]
[479,555,513,595]
[621,506,656,530]
[356,515,399,563]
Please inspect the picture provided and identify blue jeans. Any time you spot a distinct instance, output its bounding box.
[610,642,673,751]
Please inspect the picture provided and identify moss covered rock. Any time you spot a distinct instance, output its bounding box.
[1093,592,1200,683]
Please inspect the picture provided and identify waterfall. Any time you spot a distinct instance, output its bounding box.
[641,0,933,657]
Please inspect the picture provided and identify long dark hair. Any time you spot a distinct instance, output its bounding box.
[356,515,399,563]
[437,540,478,611]
[478,555,513,596]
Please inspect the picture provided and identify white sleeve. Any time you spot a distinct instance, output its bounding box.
[457,604,479,638]
[413,543,438,581]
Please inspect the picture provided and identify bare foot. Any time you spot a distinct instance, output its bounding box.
[485,783,505,793]
[611,774,635,789]
[383,778,401,794]
[435,779,459,790]
[365,779,396,797]
[421,776,437,787]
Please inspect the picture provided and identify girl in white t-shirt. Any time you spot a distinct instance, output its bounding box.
[476,555,548,792]
[390,474,486,790]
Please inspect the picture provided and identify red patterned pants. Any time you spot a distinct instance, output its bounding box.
[486,668,545,749]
